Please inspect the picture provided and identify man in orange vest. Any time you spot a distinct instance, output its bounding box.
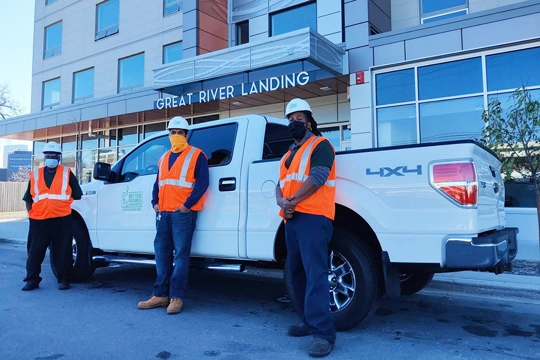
[138,116,209,314]
[22,141,83,291]
[277,98,337,358]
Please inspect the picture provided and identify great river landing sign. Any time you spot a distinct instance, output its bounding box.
[154,71,310,110]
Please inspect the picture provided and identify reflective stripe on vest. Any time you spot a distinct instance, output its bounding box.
[158,147,196,189]
[32,166,71,202]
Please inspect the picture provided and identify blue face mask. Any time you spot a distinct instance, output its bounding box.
[45,159,59,168]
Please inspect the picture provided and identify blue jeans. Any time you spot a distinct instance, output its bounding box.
[285,212,336,344]
[152,210,197,299]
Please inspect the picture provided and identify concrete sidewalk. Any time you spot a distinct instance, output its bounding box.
[1,211,539,293]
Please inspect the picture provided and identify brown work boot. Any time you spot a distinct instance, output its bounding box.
[167,298,183,314]
[138,295,169,309]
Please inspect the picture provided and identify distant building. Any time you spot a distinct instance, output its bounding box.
[0,168,7,182]
[3,144,28,169]
[7,150,32,182]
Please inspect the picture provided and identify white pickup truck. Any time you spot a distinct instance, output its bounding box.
[66,114,517,330]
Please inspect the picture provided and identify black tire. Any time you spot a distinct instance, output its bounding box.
[284,227,382,331]
[50,219,95,283]
[399,271,434,296]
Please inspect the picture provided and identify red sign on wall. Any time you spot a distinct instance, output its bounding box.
[356,71,365,85]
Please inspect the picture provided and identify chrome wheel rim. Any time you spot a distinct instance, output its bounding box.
[328,250,356,313]
[71,238,78,264]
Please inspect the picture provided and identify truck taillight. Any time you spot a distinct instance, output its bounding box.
[431,162,477,206]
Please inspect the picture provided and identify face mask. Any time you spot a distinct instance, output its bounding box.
[169,134,188,153]
[288,121,307,140]
[45,159,59,168]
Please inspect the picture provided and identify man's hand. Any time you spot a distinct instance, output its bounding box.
[153,204,160,213]
[177,205,191,213]
[278,196,296,219]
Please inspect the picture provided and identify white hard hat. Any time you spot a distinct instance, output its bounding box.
[42,141,62,154]
[167,116,190,130]
[285,98,312,117]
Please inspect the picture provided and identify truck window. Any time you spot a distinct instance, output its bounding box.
[263,123,292,159]
[120,135,170,180]
[189,123,238,167]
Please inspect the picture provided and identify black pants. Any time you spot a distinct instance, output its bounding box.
[285,212,336,344]
[24,214,73,285]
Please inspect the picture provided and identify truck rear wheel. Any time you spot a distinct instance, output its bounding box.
[50,219,95,283]
[399,271,434,295]
[284,227,381,331]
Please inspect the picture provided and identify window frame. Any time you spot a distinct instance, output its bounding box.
[420,0,468,24]
[45,0,59,5]
[236,20,249,46]
[44,21,62,59]
[72,67,95,104]
[118,53,145,93]
[95,0,120,41]
[163,0,182,17]
[42,77,61,110]
[162,41,183,64]
[269,1,317,37]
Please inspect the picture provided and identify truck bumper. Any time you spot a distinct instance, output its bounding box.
[445,227,519,268]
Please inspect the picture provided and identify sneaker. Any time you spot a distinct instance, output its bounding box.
[308,338,334,358]
[138,295,169,309]
[58,283,70,290]
[287,322,312,337]
[22,283,39,291]
[167,298,183,314]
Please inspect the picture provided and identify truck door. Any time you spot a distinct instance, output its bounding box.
[188,120,245,258]
[96,135,170,253]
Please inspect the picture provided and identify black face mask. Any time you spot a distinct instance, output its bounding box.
[288,121,307,140]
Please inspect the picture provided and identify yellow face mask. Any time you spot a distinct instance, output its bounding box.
[169,134,188,153]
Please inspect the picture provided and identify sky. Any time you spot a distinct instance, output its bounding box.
[0,1,35,167]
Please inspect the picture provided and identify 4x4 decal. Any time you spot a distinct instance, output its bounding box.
[366,165,422,177]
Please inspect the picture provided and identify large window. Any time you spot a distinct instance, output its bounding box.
[73,68,94,103]
[270,2,316,37]
[376,69,415,106]
[164,0,181,16]
[118,53,145,93]
[377,105,417,147]
[486,47,540,91]
[44,21,62,59]
[236,21,249,45]
[163,42,183,64]
[190,123,238,167]
[96,0,119,41]
[42,78,60,109]
[121,136,170,180]
[421,0,468,23]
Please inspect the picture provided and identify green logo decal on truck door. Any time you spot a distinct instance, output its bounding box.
[122,187,143,211]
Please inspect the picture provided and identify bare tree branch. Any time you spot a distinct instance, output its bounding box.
[0,82,23,120]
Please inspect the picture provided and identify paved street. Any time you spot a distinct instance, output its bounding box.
[1,236,540,359]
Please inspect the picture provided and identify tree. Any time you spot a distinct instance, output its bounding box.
[481,87,540,247]
[0,82,23,119]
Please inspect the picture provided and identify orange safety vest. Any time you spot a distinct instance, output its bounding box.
[158,146,207,212]
[29,165,74,220]
[279,136,336,220]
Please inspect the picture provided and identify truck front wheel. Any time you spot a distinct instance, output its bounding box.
[284,227,382,331]
[50,219,96,283]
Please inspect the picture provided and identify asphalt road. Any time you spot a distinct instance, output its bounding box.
[1,241,540,360]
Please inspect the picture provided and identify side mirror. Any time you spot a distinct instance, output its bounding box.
[93,162,111,181]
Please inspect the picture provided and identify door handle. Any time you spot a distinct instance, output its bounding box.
[219,177,236,191]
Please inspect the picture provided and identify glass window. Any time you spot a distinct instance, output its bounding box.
[263,123,293,159]
[420,96,484,143]
[118,127,139,145]
[46,0,59,5]
[60,152,76,172]
[81,134,98,150]
[236,21,249,45]
[377,105,417,147]
[164,0,181,16]
[418,58,482,100]
[34,141,47,155]
[320,127,341,150]
[163,42,183,64]
[487,89,540,121]
[44,22,62,59]
[62,136,77,151]
[376,69,415,106]
[190,123,238,167]
[121,136,170,180]
[270,2,316,37]
[144,123,167,139]
[42,78,61,109]
[422,9,467,23]
[118,53,145,93]
[98,147,117,165]
[421,0,467,15]
[96,0,119,41]
[73,68,94,103]
[487,47,540,92]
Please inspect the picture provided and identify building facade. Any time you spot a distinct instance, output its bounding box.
[0,1,538,198]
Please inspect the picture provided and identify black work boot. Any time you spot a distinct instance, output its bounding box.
[308,338,334,358]
[58,283,70,290]
[287,322,312,337]
[22,283,39,291]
